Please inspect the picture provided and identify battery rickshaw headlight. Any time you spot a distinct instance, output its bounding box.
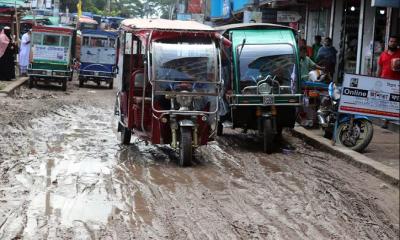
[176,91,193,110]
[258,83,272,94]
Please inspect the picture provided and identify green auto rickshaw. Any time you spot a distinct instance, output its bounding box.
[216,23,303,153]
[28,25,75,91]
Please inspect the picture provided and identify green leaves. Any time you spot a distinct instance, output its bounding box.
[61,0,176,18]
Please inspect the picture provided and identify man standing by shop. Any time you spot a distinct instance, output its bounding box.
[377,36,399,129]
[311,35,322,62]
[316,37,337,77]
[19,30,31,76]
[377,36,400,80]
[19,29,31,77]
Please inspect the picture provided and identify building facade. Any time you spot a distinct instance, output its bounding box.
[207,0,400,81]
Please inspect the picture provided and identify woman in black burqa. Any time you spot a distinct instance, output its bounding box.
[0,27,17,80]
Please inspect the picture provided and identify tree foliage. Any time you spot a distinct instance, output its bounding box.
[60,0,176,18]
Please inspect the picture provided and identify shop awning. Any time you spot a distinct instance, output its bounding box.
[0,0,28,13]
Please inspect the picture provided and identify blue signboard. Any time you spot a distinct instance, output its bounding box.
[210,0,230,19]
[371,0,400,8]
[177,13,192,21]
[232,0,253,12]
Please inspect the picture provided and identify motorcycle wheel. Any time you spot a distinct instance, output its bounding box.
[179,127,192,167]
[61,79,67,91]
[335,119,373,152]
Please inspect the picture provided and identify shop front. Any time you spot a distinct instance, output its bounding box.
[305,0,333,46]
[331,0,399,81]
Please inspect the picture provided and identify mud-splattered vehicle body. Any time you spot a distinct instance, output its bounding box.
[115,19,230,166]
[77,29,118,88]
[28,25,75,91]
[215,23,303,153]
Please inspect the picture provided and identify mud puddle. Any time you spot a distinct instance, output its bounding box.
[0,87,398,239]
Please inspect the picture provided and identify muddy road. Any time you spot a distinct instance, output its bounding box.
[0,83,399,239]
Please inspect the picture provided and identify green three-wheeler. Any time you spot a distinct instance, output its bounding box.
[28,25,75,91]
[216,23,303,153]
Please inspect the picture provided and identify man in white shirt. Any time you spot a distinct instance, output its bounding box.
[19,29,31,76]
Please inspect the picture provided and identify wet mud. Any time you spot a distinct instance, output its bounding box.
[0,85,399,239]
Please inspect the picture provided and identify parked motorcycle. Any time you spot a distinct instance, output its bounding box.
[317,82,374,152]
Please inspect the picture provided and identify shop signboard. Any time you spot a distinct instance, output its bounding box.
[233,0,252,12]
[277,11,301,23]
[243,10,262,23]
[210,0,230,19]
[371,0,400,8]
[338,74,400,120]
[45,0,51,8]
[31,0,38,8]
[177,13,192,21]
[188,0,202,13]
[191,14,204,23]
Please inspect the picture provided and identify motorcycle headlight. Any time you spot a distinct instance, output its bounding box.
[176,92,193,109]
[333,87,341,101]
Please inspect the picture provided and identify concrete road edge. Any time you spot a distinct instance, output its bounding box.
[0,77,29,97]
[291,126,399,186]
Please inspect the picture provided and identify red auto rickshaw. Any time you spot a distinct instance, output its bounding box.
[115,19,230,166]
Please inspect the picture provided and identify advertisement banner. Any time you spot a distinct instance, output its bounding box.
[33,45,69,63]
[31,0,38,8]
[177,13,192,21]
[277,11,301,23]
[81,47,116,65]
[338,74,400,120]
[243,11,262,23]
[371,0,400,8]
[191,14,205,23]
[45,0,51,8]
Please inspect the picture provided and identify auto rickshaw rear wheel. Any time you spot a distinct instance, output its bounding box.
[217,121,223,136]
[179,127,192,167]
[61,79,67,91]
[108,79,113,89]
[79,78,84,87]
[263,118,274,154]
[121,126,131,145]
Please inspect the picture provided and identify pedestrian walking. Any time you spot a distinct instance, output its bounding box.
[19,29,31,77]
[311,35,322,62]
[0,27,17,80]
[316,37,337,77]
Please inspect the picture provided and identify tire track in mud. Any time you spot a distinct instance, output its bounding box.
[0,87,398,239]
